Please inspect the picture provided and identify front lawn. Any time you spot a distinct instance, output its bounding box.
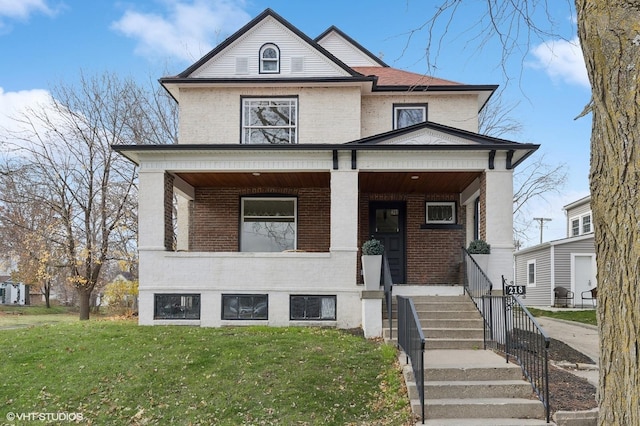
[0,305,78,328]
[0,321,413,425]
[528,308,597,326]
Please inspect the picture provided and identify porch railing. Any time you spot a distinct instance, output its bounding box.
[382,253,393,340]
[397,295,426,424]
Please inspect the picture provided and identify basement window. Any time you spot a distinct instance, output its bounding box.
[154,294,200,319]
[290,295,336,320]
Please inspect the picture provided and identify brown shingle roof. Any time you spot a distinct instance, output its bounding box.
[352,66,462,87]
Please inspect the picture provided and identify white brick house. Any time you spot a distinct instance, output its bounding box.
[114,9,538,335]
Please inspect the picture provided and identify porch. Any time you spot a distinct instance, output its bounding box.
[123,144,519,329]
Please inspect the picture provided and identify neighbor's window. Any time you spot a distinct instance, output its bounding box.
[242,97,297,144]
[570,212,592,237]
[259,43,280,73]
[582,214,592,234]
[393,104,427,129]
[290,295,336,320]
[571,218,580,237]
[154,294,200,319]
[241,197,296,252]
[222,294,268,320]
[527,260,536,287]
[426,202,456,224]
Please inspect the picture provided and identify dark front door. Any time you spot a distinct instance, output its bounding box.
[369,202,406,284]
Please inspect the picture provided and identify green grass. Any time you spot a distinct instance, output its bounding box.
[0,322,412,425]
[528,308,597,326]
[0,305,78,328]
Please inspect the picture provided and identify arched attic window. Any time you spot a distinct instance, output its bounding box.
[260,43,280,74]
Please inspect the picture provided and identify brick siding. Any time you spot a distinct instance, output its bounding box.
[359,192,466,285]
[190,187,330,252]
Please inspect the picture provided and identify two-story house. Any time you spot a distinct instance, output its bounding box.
[114,9,538,335]
[514,195,596,307]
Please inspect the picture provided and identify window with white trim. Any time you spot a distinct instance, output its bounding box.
[241,197,296,252]
[290,295,336,320]
[569,212,592,237]
[242,97,297,144]
[426,202,456,224]
[527,260,536,287]
[259,44,280,73]
[393,104,427,129]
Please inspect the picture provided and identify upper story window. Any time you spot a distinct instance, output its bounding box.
[393,103,428,129]
[242,97,297,144]
[259,43,280,74]
[570,212,592,237]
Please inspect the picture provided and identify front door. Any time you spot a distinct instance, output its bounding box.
[369,202,406,284]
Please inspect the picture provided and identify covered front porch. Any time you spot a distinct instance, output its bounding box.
[115,131,534,330]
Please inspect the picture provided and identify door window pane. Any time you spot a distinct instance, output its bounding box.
[375,208,399,233]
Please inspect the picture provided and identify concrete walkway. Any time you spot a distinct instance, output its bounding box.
[537,316,599,387]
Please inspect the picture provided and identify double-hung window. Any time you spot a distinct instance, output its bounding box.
[393,103,427,129]
[241,197,296,252]
[242,97,297,144]
[570,212,592,236]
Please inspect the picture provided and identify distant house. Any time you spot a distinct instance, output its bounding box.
[514,195,596,307]
[0,276,29,305]
[114,9,538,335]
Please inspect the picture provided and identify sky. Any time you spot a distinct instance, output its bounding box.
[0,0,592,248]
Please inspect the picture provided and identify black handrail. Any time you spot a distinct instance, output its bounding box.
[382,253,393,341]
[461,247,493,300]
[476,279,551,423]
[397,295,426,424]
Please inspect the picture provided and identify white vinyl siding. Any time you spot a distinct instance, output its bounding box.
[190,17,351,78]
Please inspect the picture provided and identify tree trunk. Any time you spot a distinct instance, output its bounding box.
[576,1,640,424]
[78,288,91,320]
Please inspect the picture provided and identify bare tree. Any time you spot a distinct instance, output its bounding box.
[420,1,639,422]
[479,93,567,246]
[0,72,176,320]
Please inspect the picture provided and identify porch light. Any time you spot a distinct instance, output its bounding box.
[410,175,419,180]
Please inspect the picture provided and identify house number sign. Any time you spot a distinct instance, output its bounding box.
[505,285,526,295]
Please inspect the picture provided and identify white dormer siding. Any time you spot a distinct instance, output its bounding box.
[316,30,383,67]
[190,16,351,79]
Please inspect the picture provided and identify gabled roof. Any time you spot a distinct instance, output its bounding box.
[172,8,358,79]
[315,25,388,67]
[160,8,497,111]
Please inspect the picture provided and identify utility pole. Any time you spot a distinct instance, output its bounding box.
[533,217,552,244]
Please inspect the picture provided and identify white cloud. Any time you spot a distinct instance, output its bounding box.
[111,0,251,63]
[0,0,57,32]
[0,87,52,134]
[0,0,54,19]
[530,36,590,88]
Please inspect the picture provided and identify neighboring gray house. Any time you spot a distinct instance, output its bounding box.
[514,195,596,307]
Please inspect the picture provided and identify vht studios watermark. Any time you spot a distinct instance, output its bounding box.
[5,412,84,422]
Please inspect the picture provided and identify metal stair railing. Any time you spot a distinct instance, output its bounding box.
[396,295,426,424]
[462,248,551,423]
[382,253,393,340]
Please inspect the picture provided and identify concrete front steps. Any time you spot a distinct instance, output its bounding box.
[387,295,548,424]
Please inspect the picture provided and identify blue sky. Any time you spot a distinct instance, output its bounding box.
[0,0,592,247]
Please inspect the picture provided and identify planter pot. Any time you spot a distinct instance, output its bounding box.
[471,253,490,273]
[362,255,383,290]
